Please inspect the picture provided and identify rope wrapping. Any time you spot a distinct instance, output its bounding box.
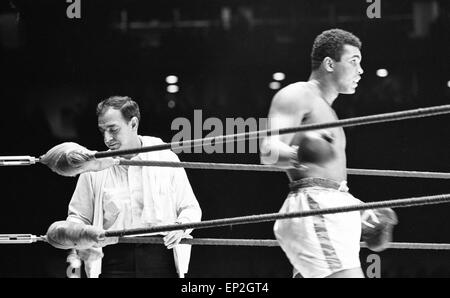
[106,193,450,237]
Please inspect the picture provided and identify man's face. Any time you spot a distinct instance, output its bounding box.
[332,44,363,94]
[98,108,137,151]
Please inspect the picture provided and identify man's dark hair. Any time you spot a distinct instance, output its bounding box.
[96,96,141,122]
[311,28,362,70]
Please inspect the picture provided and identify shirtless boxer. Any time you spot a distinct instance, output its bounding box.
[260,29,397,278]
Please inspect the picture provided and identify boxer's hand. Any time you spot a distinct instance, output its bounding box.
[361,208,398,252]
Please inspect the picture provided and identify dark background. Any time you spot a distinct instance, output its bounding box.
[0,0,449,278]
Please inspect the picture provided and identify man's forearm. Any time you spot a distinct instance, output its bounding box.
[177,208,202,235]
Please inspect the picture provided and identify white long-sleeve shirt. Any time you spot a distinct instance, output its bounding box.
[67,136,202,277]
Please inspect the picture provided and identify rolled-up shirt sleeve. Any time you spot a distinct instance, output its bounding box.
[67,173,95,225]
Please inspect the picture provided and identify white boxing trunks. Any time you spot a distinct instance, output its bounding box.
[274,177,362,278]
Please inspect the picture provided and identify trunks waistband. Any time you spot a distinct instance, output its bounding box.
[289,177,348,192]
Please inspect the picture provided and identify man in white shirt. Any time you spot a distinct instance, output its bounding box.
[46,96,202,278]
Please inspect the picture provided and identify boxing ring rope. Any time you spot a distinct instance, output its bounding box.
[2,234,450,251]
[118,160,450,179]
[104,193,450,237]
[1,104,450,170]
[117,237,450,250]
[93,104,450,158]
[1,193,450,245]
[1,105,450,256]
[2,157,449,180]
[347,168,450,179]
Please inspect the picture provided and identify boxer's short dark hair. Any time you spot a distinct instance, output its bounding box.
[311,28,362,70]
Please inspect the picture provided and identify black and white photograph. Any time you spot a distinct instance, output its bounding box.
[0,0,449,284]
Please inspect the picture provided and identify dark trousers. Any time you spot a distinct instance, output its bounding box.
[100,241,178,278]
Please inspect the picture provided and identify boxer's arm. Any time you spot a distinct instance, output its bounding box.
[260,88,309,168]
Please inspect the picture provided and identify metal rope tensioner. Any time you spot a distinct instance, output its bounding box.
[0,234,47,244]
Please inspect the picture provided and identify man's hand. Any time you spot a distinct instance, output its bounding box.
[163,228,185,249]
[93,236,119,248]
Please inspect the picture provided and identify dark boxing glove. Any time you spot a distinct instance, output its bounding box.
[361,208,398,252]
[297,130,336,164]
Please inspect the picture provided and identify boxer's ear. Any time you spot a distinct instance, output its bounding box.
[323,57,335,72]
